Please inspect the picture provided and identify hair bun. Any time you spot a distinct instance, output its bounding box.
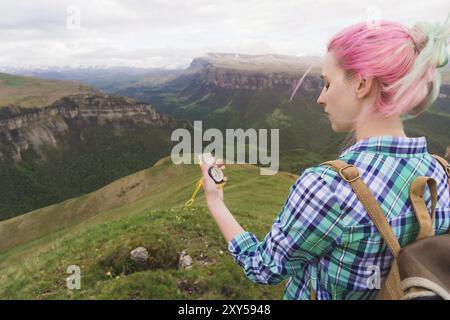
[410,14,450,68]
[408,26,428,53]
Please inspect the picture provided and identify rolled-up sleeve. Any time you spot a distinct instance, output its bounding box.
[228,170,343,284]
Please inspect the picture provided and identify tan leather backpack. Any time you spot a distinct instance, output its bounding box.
[313,154,450,300]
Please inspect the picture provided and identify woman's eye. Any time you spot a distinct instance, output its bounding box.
[324,83,330,91]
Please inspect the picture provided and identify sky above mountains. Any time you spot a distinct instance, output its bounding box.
[0,0,448,69]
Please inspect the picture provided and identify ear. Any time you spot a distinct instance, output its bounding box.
[355,74,374,99]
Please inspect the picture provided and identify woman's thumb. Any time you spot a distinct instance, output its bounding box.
[198,154,209,176]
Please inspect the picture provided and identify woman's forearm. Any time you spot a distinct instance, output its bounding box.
[206,197,245,242]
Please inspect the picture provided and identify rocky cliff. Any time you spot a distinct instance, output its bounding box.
[186,53,322,92]
[0,93,176,162]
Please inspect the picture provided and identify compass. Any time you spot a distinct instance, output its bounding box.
[208,166,224,184]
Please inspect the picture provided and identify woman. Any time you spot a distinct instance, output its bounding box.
[200,15,450,300]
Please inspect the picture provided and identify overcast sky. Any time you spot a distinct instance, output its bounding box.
[0,0,448,69]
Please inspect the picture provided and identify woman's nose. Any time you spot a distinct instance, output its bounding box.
[317,93,326,108]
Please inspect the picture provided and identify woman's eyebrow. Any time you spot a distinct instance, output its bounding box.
[320,75,328,80]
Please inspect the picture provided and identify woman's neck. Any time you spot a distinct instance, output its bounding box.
[355,113,407,142]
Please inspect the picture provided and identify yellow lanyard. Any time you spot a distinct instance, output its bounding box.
[185,177,205,207]
[185,177,225,207]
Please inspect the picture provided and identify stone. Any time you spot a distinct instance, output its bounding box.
[130,247,149,267]
[179,250,192,269]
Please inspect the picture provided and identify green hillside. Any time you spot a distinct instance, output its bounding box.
[0,156,298,299]
[0,73,93,108]
[0,124,176,221]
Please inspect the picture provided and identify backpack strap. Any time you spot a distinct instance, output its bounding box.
[430,154,450,235]
[431,154,450,185]
[409,177,437,240]
[320,160,401,257]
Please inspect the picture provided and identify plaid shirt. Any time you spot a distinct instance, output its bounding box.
[228,135,450,300]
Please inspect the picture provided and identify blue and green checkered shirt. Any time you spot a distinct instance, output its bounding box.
[228,135,450,300]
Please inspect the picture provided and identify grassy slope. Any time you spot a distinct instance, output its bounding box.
[0,156,299,299]
[0,124,175,221]
[0,73,93,108]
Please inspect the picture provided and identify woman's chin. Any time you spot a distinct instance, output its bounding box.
[330,122,339,132]
[331,123,347,133]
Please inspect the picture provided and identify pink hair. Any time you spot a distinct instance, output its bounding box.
[327,16,449,119]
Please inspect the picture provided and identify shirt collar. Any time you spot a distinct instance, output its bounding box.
[339,135,428,158]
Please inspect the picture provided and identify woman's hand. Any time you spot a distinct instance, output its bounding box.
[198,154,244,242]
[199,156,227,204]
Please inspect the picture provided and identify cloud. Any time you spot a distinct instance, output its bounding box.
[0,0,447,68]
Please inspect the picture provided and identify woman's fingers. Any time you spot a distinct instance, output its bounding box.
[215,158,225,170]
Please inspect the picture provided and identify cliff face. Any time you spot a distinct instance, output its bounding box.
[186,54,322,92]
[197,67,320,91]
[0,93,175,162]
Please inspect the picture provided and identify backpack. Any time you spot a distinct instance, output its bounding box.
[313,153,450,300]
